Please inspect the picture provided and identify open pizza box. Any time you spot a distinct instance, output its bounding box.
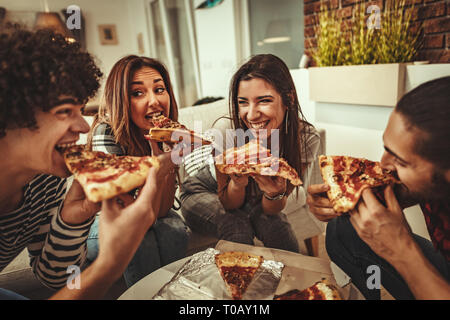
[214,240,365,300]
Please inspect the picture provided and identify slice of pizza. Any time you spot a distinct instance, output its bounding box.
[273,279,342,300]
[214,140,302,186]
[215,251,264,300]
[148,114,212,145]
[318,155,399,213]
[63,145,160,202]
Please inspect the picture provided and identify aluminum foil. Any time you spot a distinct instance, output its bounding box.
[153,248,284,300]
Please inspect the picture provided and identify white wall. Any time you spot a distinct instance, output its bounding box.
[292,64,450,161]
[1,0,148,89]
[2,0,243,101]
[193,0,239,98]
[291,68,390,162]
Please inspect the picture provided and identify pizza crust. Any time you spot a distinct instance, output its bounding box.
[314,280,342,300]
[215,251,263,268]
[64,145,160,202]
[273,279,342,300]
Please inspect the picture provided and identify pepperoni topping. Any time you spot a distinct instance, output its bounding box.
[220,266,257,300]
[151,115,186,129]
[332,156,345,172]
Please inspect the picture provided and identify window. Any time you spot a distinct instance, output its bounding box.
[246,0,304,69]
[147,0,202,107]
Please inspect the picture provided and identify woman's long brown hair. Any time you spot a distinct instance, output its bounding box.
[229,54,314,197]
[87,55,178,156]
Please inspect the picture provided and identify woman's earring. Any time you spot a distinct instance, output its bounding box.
[285,111,289,135]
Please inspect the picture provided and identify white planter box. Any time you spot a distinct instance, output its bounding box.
[309,63,407,107]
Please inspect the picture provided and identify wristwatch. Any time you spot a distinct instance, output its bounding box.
[263,190,286,201]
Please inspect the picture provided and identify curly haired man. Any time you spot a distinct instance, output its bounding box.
[0,24,173,299]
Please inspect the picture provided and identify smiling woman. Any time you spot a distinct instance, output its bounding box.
[88,55,178,156]
[129,67,171,134]
[236,78,286,141]
[180,54,321,253]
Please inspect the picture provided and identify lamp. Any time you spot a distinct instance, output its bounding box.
[35,12,70,36]
[34,0,74,42]
[263,20,291,44]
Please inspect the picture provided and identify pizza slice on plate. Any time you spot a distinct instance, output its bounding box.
[273,279,342,300]
[214,140,302,186]
[318,155,399,213]
[148,114,212,146]
[215,251,264,300]
[63,145,159,202]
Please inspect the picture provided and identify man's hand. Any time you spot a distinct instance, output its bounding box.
[349,185,414,264]
[306,184,340,222]
[50,153,173,299]
[60,180,101,226]
[95,152,172,277]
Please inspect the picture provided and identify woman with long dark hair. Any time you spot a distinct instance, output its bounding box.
[180,54,321,252]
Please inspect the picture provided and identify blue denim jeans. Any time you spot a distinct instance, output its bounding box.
[326,215,450,300]
[87,209,190,288]
[0,288,28,300]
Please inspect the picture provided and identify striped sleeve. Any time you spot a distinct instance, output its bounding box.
[182,145,214,177]
[91,123,124,155]
[27,178,94,289]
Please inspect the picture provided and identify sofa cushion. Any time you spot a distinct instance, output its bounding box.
[178,98,229,133]
[183,145,214,178]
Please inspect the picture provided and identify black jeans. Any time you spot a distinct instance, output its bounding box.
[326,215,450,300]
[180,166,300,253]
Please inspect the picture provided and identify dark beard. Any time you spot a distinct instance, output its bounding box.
[411,169,450,202]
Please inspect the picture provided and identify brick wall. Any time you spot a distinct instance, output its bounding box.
[304,0,450,65]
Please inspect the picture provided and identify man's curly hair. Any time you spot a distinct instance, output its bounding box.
[0,24,103,138]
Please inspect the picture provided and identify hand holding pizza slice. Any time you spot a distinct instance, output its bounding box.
[318,155,399,213]
[214,140,302,187]
[146,114,212,146]
[63,145,160,203]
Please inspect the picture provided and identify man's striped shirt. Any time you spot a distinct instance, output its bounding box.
[0,174,93,289]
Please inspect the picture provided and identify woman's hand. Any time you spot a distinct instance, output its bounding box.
[252,175,287,197]
[60,180,101,226]
[145,135,191,160]
[146,138,172,156]
[229,173,249,190]
[254,175,288,215]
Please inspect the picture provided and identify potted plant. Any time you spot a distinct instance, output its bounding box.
[308,0,421,107]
